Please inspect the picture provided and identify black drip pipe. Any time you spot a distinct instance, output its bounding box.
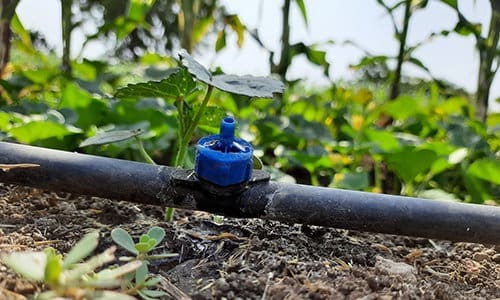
[0,141,499,244]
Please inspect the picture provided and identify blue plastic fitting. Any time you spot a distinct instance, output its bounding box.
[195,117,253,186]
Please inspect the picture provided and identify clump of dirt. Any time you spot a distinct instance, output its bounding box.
[0,183,499,299]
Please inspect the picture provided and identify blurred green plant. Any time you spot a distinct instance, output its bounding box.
[1,231,141,300]
[111,227,176,300]
[439,0,500,121]
[114,49,283,219]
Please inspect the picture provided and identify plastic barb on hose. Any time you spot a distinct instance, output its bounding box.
[195,117,253,187]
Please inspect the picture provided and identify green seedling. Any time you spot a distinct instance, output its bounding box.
[1,231,140,300]
[82,50,283,222]
[111,227,177,300]
[115,50,283,221]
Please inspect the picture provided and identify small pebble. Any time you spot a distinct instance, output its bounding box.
[492,253,500,263]
[216,278,230,292]
[472,252,490,262]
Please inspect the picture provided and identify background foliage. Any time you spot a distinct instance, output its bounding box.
[0,0,498,204]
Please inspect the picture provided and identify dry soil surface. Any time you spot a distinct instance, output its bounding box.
[0,184,499,299]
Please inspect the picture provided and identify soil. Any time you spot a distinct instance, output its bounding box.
[0,183,499,299]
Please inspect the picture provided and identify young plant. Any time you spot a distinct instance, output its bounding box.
[81,50,283,221]
[1,231,140,300]
[113,50,283,220]
[111,227,177,299]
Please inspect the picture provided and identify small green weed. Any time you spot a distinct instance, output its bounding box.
[111,227,177,300]
[1,231,139,300]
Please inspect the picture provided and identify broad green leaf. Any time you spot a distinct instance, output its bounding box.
[63,231,99,267]
[253,154,263,169]
[349,55,388,69]
[44,248,63,285]
[439,0,457,8]
[454,19,482,37]
[140,289,168,298]
[72,61,97,81]
[295,0,308,26]
[448,148,468,164]
[383,95,427,120]
[11,14,33,49]
[364,128,400,152]
[467,158,500,185]
[430,158,453,175]
[198,106,227,133]
[138,290,165,300]
[179,50,284,98]
[407,56,429,72]
[147,238,156,249]
[211,74,284,98]
[290,43,330,76]
[385,148,438,183]
[335,171,370,190]
[135,242,151,254]
[215,30,227,52]
[226,14,245,47]
[464,171,492,203]
[65,247,116,281]
[128,0,156,22]
[111,228,139,255]
[445,119,489,151]
[192,17,214,45]
[435,97,470,116]
[61,83,109,130]
[91,291,137,300]
[1,251,47,281]
[147,227,165,247]
[287,150,332,172]
[417,189,459,201]
[22,68,57,84]
[0,111,11,131]
[79,129,143,147]
[178,50,212,84]
[144,276,162,287]
[135,262,149,285]
[115,68,198,100]
[139,234,151,244]
[95,260,142,279]
[10,120,82,143]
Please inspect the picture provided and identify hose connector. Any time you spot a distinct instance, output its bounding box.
[195,117,253,187]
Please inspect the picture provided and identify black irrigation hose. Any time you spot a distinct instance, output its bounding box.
[0,141,499,244]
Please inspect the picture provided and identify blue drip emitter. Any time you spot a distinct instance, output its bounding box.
[195,117,253,187]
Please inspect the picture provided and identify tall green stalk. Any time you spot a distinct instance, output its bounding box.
[0,0,20,74]
[61,0,73,76]
[165,85,214,221]
[475,5,499,121]
[389,0,411,100]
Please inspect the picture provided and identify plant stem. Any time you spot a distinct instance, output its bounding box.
[390,0,411,100]
[174,85,213,167]
[276,0,291,82]
[403,182,414,197]
[167,85,214,222]
[0,0,20,74]
[135,137,156,165]
[475,5,500,121]
[183,85,213,142]
[61,0,73,76]
[373,156,382,191]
